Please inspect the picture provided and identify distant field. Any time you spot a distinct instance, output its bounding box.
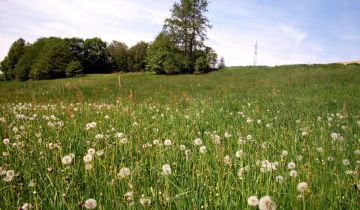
[0,65,360,209]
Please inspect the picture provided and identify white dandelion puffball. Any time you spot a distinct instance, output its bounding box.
[118,167,131,178]
[162,164,172,175]
[193,138,203,146]
[164,139,172,146]
[124,191,134,202]
[3,176,13,182]
[287,162,296,170]
[236,150,243,158]
[355,150,360,155]
[275,175,284,183]
[317,147,324,153]
[259,195,276,210]
[84,198,97,209]
[281,150,288,157]
[3,138,10,145]
[179,145,186,151]
[343,159,350,166]
[246,135,253,140]
[297,182,309,193]
[0,167,6,175]
[199,146,207,154]
[330,132,339,140]
[87,148,96,155]
[21,203,33,210]
[139,197,151,206]
[327,156,334,161]
[211,134,221,144]
[296,155,303,161]
[62,155,73,165]
[224,155,231,165]
[153,139,160,145]
[6,170,15,178]
[83,154,93,163]
[96,150,104,156]
[85,164,93,171]
[289,170,298,177]
[247,196,259,207]
[224,131,232,138]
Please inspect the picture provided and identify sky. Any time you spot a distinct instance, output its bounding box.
[0,0,359,66]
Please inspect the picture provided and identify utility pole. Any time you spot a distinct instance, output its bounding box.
[254,41,258,66]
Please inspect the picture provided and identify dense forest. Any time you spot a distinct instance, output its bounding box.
[0,0,226,81]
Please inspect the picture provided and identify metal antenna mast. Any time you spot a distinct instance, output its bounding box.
[254,41,258,66]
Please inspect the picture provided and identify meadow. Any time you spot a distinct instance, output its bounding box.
[0,64,360,209]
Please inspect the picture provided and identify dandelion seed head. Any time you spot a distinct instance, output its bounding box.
[343,159,350,166]
[193,138,203,146]
[83,154,93,163]
[275,175,284,183]
[164,139,172,146]
[21,203,33,210]
[199,146,207,154]
[139,197,151,206]
[87,148,96,155]
[289,170,298,177]
[61,155,73,165]
[84,198,97,209]
[236,150,243,158]
[247,196,259,207]
[223,155,231,165]
[297,182,309,193]
[118,167,131,178]
[179,145,186,151]
[6,170,14,178]
[287,162,296,170]
[258,195,276,210]
[162,164,172,175]
[3,138,10,145]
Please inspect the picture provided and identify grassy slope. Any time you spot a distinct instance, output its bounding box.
[0,65,360,209]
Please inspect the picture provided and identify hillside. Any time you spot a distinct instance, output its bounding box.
[0,65,360,209]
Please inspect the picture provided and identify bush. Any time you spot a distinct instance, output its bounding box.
[66,61,83,78]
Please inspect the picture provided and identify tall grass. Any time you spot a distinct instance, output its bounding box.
[0,64,359,209]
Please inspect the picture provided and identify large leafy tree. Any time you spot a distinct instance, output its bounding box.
[1,38,26,80]
[146,33,183,74]
[127,41,148,72]
[107,41,128,72]
[83,38,110,74]
[29,37,72,80]
[14,38,48,81]
[164,0,211,72]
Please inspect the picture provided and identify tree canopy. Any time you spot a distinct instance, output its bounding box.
[146,0,220,74]
[0,0,224,81]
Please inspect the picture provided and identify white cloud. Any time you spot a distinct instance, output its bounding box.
[280,24,307,44]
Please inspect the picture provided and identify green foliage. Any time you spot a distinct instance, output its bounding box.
[146,33,190,74]
[83,38,110,74]
[145,0,218,74]
[164,0,212,72]
[127,41,148,72]
[66,60,83,78]
[107,41,128,72]
[65,37,85,62]
[0,38,26,80]
[29,37,72,80]
[14,38,48,81]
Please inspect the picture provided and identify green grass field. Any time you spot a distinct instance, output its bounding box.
[1,65,360,209]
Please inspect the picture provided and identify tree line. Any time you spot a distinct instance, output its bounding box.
[0,0,225,81]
